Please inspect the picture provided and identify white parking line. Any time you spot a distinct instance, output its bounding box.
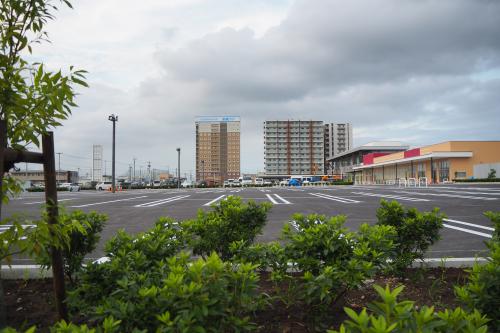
[266,194,291,205]
[24,198,75,205]
[310,193,361,203]
[203,195,227,206]
[71,196,148,208]
[443,224,492,238]
[397,191,497,201]
[431,186,500,192]
[134,195,190,208]
[352,192,428,202]
[428,189,500,196]
[444,218,495,231]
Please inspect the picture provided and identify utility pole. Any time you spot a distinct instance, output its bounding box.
[133,157,137,182]
[108,114,118,193]
[177,147,181,189]
[147,161,151,184]
[56,152,62,183]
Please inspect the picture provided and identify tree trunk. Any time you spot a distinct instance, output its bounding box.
[0,119,7,328]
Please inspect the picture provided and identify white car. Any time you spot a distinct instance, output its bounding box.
[95,181,113,191]
[60,182,80,192]
[255,178,264,186]
[279,179,290,186]
[239,176,253,186]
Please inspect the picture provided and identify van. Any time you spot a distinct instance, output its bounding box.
[95,182,113,191]
[255,178,264,186]
[239,176,253,186]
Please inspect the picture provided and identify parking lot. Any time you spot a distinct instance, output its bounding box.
[3,184,499,261]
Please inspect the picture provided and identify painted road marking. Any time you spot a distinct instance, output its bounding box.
[134,195,190,208]
[71,196,148,208]
[24,198,75,205]
[443,224,492,238]
[397,191,497,201]
[310,193,361,203]
[266,194,291,205]
[352,192,428,202]
[444,218,495,231]
[429,186,500,192]
[428,189,500,196]
[203,195,227,206]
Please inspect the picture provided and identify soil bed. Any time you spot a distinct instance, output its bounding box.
[4,267,468,332]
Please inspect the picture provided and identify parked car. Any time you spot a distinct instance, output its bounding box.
[152,180,161,188]
[95,181,113,191]
[255,178,264,186]
[279,179,290,186]
[181,180,194,188]
[60,182,80,192]
[239,176,253,186]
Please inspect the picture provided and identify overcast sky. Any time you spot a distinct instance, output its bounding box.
[29,0,500,177]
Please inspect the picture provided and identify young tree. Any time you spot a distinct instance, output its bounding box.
[488,168,497,179]
[0,0,87,327]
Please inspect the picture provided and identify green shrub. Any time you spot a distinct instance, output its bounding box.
[105,217,185,265]
[230,240,289,277]
[1,316,122,332]
[329,284,489,333]
[231,214,396,329]
[70,253,259,332]
[36,210,107,283]
[456,211,500,332]
[184,196,272,260]
[376,200,444,275]
[453,178,500,183]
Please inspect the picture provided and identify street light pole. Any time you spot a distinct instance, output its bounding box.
[176,148,181,189]
[108,114,118,193]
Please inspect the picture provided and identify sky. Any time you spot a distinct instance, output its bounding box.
[28,0,500,178]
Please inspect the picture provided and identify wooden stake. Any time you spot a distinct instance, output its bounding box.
[42,132,68,321]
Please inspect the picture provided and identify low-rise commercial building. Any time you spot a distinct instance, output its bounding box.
[10,170,79,187]
[352,141,500,184]
[326,141,409,178]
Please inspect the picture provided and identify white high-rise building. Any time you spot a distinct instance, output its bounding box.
[324,123,353,160]
[91,145,103,182]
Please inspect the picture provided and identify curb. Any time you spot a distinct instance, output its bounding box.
[1,257,490,279]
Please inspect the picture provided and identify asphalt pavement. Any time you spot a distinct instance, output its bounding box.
[2,184,499,262]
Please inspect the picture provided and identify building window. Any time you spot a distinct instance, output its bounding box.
[454,171,466,179]
[417,163,425,178]
[439,160,449,182]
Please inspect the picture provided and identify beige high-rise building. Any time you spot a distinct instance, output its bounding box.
[195,116,240,185]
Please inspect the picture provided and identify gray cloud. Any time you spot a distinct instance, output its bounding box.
[46,0,500,175]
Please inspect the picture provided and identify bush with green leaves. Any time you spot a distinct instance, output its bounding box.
[184,196,272,260]
[36,210,107,283]
[2,316,121,333]
[376,200,444,275]
[283,214,397,275]
[456,211,500,332]
[105,217,185,265]
[70,252,260,332]
[68,218,187,304]
[231,213,397,329]
[329,284,489,333]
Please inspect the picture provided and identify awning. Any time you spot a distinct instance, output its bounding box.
[352,151,473,170]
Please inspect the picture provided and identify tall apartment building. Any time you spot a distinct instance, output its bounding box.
[324,123,353,160]
[91,145,103,182]
[263,120,325,176]
[324,123,353,174]
[195,116,240,185]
